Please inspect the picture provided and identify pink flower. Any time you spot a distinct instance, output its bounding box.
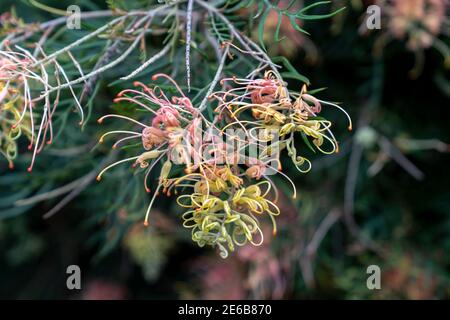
[151,106,181,129]
[142,126,167,150]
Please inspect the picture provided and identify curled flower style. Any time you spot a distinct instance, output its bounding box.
[177,180,279,259]
[0,80,32,168]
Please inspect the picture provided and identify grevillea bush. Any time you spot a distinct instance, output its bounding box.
[0,1,350,258]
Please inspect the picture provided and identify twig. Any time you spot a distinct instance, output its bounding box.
[120,42,171,80]
[185,0,194,91]
[195,0,278,71]
[33,15,128,67]
[32,4,175,68]
[43,19,151,95]
[42,152,118,219]
[1,10,117,48]
[378,135,425,180]
[80,41,122,102]
[306,209,342,257]
[198,43,229,112]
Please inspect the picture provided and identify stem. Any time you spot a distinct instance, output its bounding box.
[185,0,194,91]
[199,43,229,112]
[120,42,172,80]
[32,15,128,67]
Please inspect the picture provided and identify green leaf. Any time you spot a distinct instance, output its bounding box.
[296,1,333,15]
[254,1,266,18]
[288,15,308,34]
[272,56,310,85]
[224,0,254,13]
[274,11,285,42]
[301,131,317,153]
[307,87,328,95]
[258,8,271,52]
[297,6,346,20]
[308,116,327,121]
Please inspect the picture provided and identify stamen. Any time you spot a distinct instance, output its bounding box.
[316,98,353,131]
[144,183,162,226]
[98,114,149,128]
[96,155,140,181]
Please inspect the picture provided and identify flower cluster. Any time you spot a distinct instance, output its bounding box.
[0,51,34,168]
[212,71,352,178]
[98,71,349,258]
[0,42,78,171]
[366,0,450,74]
[97,73,203,221]
[380,0,447,51]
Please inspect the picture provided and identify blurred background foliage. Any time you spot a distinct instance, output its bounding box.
[0,0,449,299]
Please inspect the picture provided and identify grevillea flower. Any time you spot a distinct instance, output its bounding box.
[0,42,79,171]
[365,0,449,74]
[212,71,352,188]
[0,53,33,168]
[97,73,287,258]
[98,70,350,259]
[177,180,279,258]
[97,74,206,225]
[380,0,447,51]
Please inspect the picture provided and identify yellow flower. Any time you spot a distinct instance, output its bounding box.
[176,180,279,258]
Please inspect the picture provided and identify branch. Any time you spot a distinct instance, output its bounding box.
[1,10,117,48]
[306,209,342,257]
[32,15,128,67]
[378,135,425,180]
[198,43,229,112]
[185,0,194,91]
[196,0,280,73]
[120,42,171,80]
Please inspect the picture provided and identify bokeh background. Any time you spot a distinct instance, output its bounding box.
[0,0,449,299]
